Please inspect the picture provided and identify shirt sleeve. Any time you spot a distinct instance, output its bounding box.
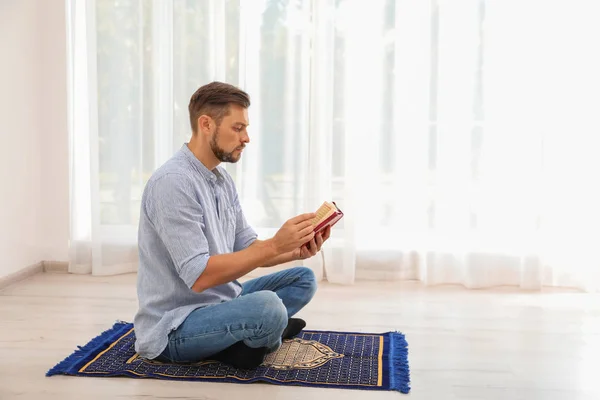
[232,187,258,252]
[146,174,209,288]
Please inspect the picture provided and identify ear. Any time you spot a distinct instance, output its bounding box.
[197,115,213,136]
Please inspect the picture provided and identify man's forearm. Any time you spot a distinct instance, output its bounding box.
[250,239,297,267]
[261,252,295,268]
[191,239,278,292]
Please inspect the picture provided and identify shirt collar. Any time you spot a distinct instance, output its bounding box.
[181,143,224,184]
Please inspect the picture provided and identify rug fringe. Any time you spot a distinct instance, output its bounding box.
[46,321,132,377]
[388,331,411,394]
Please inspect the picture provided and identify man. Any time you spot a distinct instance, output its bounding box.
[133,81,330,369]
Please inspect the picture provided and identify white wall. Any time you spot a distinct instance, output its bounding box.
[0,0,69,278]
[37,0,70,263]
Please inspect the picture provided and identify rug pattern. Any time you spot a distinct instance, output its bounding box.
[47,322,410,393]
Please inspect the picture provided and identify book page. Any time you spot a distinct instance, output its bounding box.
[312,202,335,226]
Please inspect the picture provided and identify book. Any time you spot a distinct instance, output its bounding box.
[311,201,344,233]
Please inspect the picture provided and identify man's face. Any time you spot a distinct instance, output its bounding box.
[210,104,249,163]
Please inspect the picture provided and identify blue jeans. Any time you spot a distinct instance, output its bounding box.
[155,266,317,363]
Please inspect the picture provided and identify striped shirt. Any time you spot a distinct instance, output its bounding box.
[133,144,258,359]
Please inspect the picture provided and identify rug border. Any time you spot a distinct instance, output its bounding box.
[46,321,410,394]
[46,321,133,376]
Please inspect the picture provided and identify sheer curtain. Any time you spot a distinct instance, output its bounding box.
[67,0,600,291]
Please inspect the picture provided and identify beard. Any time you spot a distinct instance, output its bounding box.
[210,127,243,163]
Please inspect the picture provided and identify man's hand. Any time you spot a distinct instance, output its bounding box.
[270,213,317,254]
[293,225,331,260]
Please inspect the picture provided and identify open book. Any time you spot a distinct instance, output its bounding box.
[311,201,344,233]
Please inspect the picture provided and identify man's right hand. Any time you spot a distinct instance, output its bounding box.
[271,213,316,254]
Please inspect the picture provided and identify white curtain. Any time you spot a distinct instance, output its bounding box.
[67,0,600,292]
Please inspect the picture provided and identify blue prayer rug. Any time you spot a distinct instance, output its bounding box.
[46,321,410,394]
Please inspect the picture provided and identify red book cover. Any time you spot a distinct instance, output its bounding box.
[312,201,344,233]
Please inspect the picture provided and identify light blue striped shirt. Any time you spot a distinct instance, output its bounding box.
[133,144,258,359]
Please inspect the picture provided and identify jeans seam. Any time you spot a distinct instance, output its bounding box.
[242,268,306,295]
[171,329,227,344]
[171,323,266,345]
[261,276,300,293]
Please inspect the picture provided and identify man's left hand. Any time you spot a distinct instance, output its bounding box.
[293,225,331,260]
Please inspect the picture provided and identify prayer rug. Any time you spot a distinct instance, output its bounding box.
[46,321,410,394]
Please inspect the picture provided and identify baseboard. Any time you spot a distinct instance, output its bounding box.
[43,260,69,273]
[0,262,44,291]
[0,261,70,291]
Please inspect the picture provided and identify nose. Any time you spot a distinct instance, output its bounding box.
[241,130,250,144]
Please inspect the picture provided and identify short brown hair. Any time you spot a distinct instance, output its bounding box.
[188,81,251,133]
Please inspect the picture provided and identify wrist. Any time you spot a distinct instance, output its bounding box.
[261,238,280,258]
[285,249,299,263]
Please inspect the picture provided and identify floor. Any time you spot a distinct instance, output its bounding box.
[1,273,599,400]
